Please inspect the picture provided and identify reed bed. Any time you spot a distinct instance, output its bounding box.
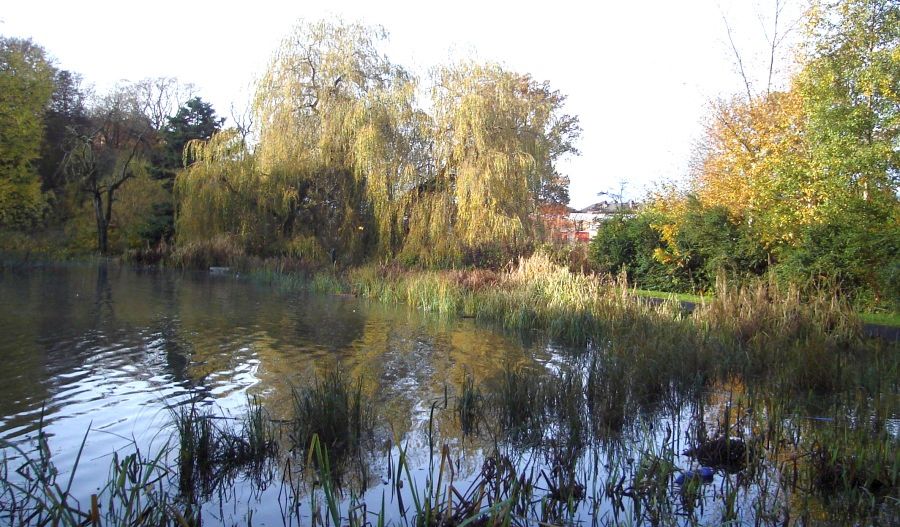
[293,251,891,401]
[1,364,896,526]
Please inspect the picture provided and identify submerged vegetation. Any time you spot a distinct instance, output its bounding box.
[1,1,898,525]
[1,352,897,525]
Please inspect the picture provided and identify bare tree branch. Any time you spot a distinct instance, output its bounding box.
[722,13,755,103]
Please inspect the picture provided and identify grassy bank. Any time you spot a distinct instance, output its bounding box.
[859,311,900,328]
[634,288,900,329]
[250,252,895,397]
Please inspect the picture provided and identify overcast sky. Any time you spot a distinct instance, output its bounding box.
[1,0,804,208]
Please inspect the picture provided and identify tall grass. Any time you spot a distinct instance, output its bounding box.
[293,251,893,400]
[169,235,248,270]
[0,425,184,526]
[2,369,896,525]
[169,397,278,500]
[290,369,373,462]
[493,365,549,444]
[454,372,483,437]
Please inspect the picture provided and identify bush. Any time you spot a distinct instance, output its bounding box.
[774,201,900,311]
[671,201,768,291]
[588,212,675,289]
[169,235,246,269]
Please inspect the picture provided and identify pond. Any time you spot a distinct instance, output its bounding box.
[0,263,896,526]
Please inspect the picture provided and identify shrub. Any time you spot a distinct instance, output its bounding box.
[169,235,246,269]
[671,201,768,291]
[588,212,674,289]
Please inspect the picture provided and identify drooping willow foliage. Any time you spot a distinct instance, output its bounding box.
[174,20,580,266]
[409,63,580,264]
[174,129,264,248]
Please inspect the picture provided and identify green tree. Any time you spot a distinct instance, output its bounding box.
[38,69,90,199]
[163,96,224,172]
[63,86,152,254]
[254,19,421,260]
[0,37,55,228]
[682,0,899,306]
[177,20,421,260]
[176,21,578,267]
[403,62,580,265]
[799,0,900,210]
[137,97,224,246]
[175,128,258,247]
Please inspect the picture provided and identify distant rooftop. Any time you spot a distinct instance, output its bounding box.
[577,200,640,214]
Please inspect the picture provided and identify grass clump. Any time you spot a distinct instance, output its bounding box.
[455,372,484,437]
[170,397,278,499]
[169,234,247,270]
[290,368,373,461]
[492,365,549,444]
[171,403,218,497]
[1,423,183,526]
[586,354,629,433]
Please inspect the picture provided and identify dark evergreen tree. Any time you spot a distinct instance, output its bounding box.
[162,96,224,175]
[141,97,224,245]
[39,70,90,197]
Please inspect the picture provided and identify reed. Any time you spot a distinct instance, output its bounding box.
[454,372,483,437]
[168,234,248,270]
[169,402,217,497]
[289,369,373,462]
[0,425,187,526]
[3,373,897,525]
[491,364,549,445]
[293,251,896,404]
[236,395,279,466]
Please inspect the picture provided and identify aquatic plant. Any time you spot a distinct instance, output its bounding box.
[289,368,373,461]
[454,372,484,437]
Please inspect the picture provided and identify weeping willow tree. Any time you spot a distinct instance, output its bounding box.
[174,21,579,267]
[175,20,423,260]
[174,129,263,246]
[252,19,425,261]
[401,62,580,265]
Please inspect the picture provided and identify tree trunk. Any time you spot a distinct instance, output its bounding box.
[92,191,109,254]
[281,202,298,239]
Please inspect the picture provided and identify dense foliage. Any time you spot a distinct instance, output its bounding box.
[0,1,897,311]
[0,36,221,256]
[0,38,54,228]
[174,21,580,267]
[588,0,899,309]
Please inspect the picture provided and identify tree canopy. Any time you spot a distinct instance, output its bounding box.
[175,20,580,266]
[0,37,55,228]
[593,0,900,308]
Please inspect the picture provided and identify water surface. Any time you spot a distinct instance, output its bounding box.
[1,263,895,526]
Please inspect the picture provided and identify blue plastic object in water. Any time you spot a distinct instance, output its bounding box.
[675,466,715,485]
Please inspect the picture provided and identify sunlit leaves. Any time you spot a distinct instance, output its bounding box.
[412,62,579,263]
[0,37,55,228]
[690,0,899,251]
[174,21,579,266]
